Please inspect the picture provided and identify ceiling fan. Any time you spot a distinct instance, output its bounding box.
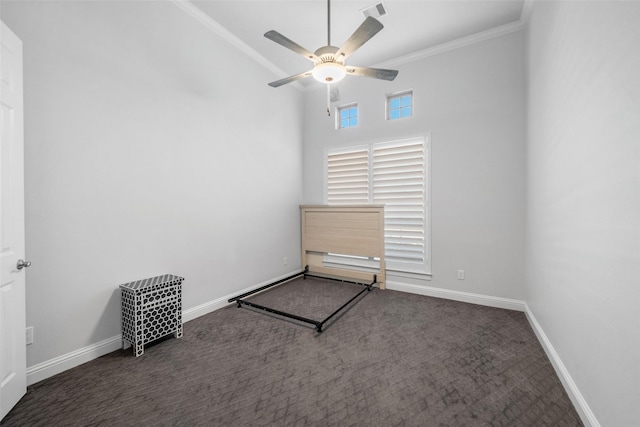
[264,0,399,90]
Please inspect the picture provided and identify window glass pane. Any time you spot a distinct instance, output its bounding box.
[387,91,413,120]
[338,104,358,128]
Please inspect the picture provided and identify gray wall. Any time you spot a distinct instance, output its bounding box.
[302,31,527,301]
[526,2,640,425]
[2,1,303,368]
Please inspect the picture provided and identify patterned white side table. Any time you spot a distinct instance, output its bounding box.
[120,274,184,357]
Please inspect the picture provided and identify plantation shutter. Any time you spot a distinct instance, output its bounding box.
[372,139,426,268]
[327,147,370,205]
[326,137,428,273]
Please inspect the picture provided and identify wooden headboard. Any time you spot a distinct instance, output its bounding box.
[300,205,385,289]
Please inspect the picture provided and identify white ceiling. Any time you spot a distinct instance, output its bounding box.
[189,0,527,87]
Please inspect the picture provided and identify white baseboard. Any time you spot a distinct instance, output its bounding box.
[182,297,229,323]
[386,280,526,312]
[26,335,123,386]
[524,304,600,427]
[182,270,303,322]
[26,270,304,386]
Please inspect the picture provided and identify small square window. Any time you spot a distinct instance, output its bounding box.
[387,91,413,120]
[337,104,358,129]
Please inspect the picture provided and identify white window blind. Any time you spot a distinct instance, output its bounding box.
[326,137,429,273]
[373,140,426,268]
[327,148,369,205]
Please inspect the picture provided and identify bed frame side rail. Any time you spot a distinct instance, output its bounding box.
[227,267,376,332]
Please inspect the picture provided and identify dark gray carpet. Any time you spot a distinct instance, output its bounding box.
[1,277,583,426]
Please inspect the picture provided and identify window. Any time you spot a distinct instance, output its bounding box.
[326,137,429,273]
[338,104,358,129]
[387,91,413,120]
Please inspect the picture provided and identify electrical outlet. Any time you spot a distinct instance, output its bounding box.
[457,270,465,280]
[26,326,34,345]
[283,256,288,265]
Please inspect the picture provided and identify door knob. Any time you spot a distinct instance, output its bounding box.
[16,259,31,270]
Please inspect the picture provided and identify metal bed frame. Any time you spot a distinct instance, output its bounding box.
[228,205,385,333]
[228,266,377,333]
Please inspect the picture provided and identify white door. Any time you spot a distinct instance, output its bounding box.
[0,21,27,420]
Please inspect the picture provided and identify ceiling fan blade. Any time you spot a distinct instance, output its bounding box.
[335,17,384,61]
[264,30,320,63]
[268,71,313,88]
[346,66,398,81]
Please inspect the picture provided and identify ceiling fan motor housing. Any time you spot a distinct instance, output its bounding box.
[314,46,343,64]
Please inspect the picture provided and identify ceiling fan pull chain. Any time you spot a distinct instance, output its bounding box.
[327,84,331,116]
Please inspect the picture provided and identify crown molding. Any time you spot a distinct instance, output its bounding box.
[170,0,301,88]
[172,0,532,90]
[376,19,526,69]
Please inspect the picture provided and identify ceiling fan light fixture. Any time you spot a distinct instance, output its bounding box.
[312,62,346,84]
